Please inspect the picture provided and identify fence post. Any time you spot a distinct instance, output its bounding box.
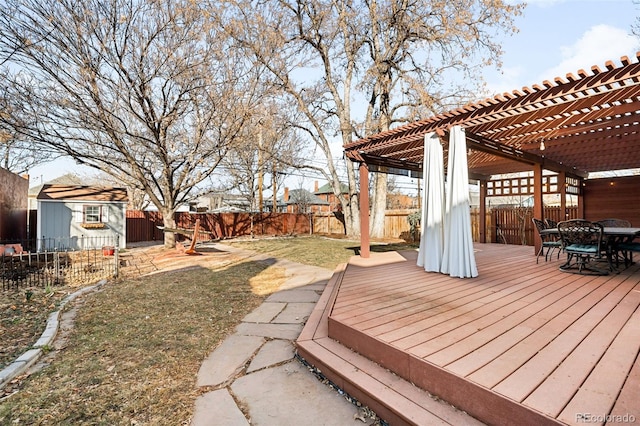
[114,235,119,278]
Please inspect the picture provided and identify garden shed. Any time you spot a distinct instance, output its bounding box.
[36,184,128,250]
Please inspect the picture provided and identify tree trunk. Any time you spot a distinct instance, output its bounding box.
[340,160,361,237]
[370,173,387,238]
[161,210,177,249]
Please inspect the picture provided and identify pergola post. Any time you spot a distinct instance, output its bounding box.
[359,162,370,258]
[577,180,585,219]
[559,171,567,221]
[533,163,544,256]
[479,180,487,243]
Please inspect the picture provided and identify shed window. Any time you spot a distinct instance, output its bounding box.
[84,205,102,223]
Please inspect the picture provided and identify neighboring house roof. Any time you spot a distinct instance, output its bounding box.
[315,182,349,195]
[29,174,86,197]
[37,185,128,202]
[281,189,329,205]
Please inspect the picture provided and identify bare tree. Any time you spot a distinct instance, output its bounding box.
[289,181,315,234]
[217,0,523,238]
[221,105,309,235]
[0,84,55,174]
[223,106,307,210]
[0,0,264,247]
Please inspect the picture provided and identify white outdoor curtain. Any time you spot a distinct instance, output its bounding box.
[417,132,445,272]
[440,126,478,278]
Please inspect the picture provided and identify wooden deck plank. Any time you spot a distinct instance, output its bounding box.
[352,282,492,333]
[492,271,639,403]
[425,275,598,367]
[395,272,568,354]
[296,262,346,342]
[315,337,485,426]
[418,273,594,363]
[331,271,455,321]
[363,267,557,341]
[607,329,640,424]
[467,272,632,388]
[331,278,441,318]
[558,294,640,425]
[298,243,640,426]
[521,281,640,417]
[447,273,621,378]
[298,339,453,425]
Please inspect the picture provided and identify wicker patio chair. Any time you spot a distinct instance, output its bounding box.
[557,219,608,275]
[532,218,562,264]
[544,219,558,228]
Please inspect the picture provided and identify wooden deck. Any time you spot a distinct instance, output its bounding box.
[296,243,640,426]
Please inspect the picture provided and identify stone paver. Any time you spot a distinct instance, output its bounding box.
[231,361,361,426]
[266,288,320,303]
[235,322,303,340]
[247,339,295,373]
[196,334,265,387]
[192,243,372,426]
[242,302,286,323]
[192,389,249,426]
[272,302,317,324]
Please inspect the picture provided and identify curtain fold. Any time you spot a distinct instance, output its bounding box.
[440,126,478,278]
[417,132,445,272]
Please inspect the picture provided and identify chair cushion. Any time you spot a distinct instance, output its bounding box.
[564,243,598,254]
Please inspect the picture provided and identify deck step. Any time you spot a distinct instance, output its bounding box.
[297,336,483,426]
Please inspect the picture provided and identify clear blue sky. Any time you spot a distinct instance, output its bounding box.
[29,0,640,187]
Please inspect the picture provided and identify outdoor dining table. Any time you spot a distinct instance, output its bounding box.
[541,226,640,271]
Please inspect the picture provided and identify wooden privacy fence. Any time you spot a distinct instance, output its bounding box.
[126,210,312,243]
[313,207,580,244]
[126,207,579,245]
[489,206,579,245]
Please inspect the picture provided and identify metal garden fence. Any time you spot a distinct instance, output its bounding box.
[1,246,118,291]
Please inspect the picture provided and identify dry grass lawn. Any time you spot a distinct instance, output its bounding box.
[0,251,286,425]
[226,234,416,269]
[0,236,416,424]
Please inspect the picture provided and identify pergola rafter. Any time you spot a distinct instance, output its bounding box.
[345,53,640,178]
[345,53,640,257]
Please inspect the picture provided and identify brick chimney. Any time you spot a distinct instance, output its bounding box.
[284,187,289,202]
[314,180,319,192]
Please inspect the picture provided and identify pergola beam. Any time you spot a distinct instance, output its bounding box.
[464,132,588,179]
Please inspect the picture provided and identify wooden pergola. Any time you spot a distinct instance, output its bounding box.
[344,53,640,257]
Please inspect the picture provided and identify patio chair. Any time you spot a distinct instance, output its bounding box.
[544,219,558,228]
[557,219,608,275]
[532,218,562,264]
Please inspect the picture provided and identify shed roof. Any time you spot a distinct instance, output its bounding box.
[37,185,128,202]
[344,53,640,180]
